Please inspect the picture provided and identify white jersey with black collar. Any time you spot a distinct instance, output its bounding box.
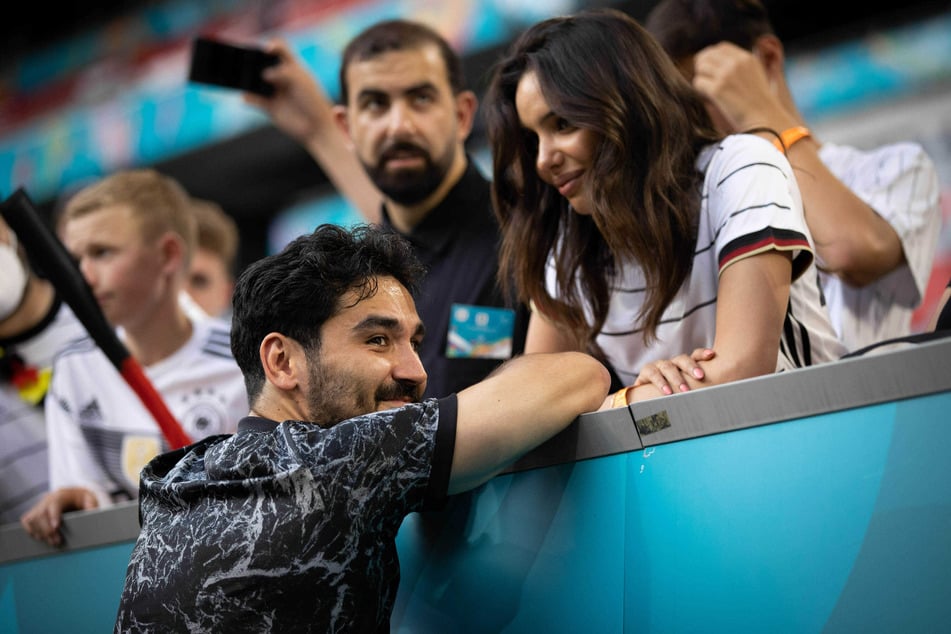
[546,134,845,386]
[45,312,248,505]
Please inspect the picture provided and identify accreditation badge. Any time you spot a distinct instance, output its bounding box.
[446,303,515,359]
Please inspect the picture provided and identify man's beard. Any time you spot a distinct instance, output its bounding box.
[305,358,423,427]
[364,141,453,206]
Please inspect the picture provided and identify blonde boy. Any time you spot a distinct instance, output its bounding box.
[21,169,248,546]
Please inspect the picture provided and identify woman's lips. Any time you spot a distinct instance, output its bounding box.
[555,171,583,198]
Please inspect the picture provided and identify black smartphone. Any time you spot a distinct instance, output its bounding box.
[188,37,279,97]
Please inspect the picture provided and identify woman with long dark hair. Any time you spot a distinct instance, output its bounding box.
[484,8,843,407]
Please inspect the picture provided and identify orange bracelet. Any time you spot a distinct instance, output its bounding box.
[773,126,811,153]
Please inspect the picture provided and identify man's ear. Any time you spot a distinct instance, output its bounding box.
[259,332,303,391]
[752,34,785,79]
[455,90,478,142]
[158,231,186,276]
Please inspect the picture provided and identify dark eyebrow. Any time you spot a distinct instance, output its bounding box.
[354,315,397,331]
[353,315,426,340]
[356,81,438,104]
[522,109,556,131]
[539,111,561,129]
[404,81,438,94]
[356,88,388,104]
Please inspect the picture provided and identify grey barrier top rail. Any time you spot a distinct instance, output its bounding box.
[3,336,950,564]
[0,499,139,565]
[508,336,951,470]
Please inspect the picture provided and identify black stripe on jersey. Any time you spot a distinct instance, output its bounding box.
[781,315,800,368]
[79,425,163,498]
[207,327,231,346]
[203,327,235,359]
[780,298,813,369]
[695,238,715,258]
[202,343,235,360]
[800,317,813,366]
[715,161,787,189]
[600,296,717,337]
[719,227,809,270]
[699,146,795,251]
[698,191,795,260]
[713,201,794,239]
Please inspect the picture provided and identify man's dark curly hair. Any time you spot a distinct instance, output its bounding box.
[230,223,425,401]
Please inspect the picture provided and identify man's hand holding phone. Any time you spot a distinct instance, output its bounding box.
[188,37,279,96]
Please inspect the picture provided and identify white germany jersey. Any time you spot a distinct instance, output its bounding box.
[818,141,941,351]
[45,313,248,504]
[547,134,845,386]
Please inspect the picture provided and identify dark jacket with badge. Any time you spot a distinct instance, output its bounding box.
[381,159,527,399]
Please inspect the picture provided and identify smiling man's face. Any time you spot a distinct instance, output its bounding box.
[302,275,428,426]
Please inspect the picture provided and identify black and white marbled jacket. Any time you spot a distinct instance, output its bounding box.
[115,396,457,633]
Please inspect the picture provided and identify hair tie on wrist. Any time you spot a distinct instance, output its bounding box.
[612,386,633,409]
[773,126,811,153]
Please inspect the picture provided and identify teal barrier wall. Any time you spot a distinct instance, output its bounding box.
[2,338,949,632]
[390,392,951,633]
[0,542,134,633]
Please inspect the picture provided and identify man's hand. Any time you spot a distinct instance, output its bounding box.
[692,42,795,134]
[241,38,382,222]
[20,487,100,547]
[242,39,337,146]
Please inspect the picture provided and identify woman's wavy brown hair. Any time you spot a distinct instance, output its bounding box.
[485,8,720,353]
